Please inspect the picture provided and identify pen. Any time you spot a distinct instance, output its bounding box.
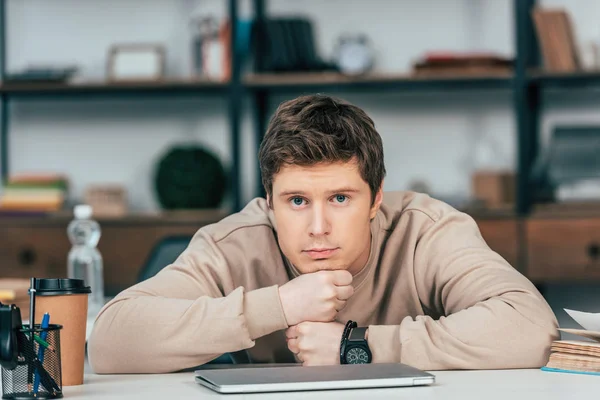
[17,330,61,396]
[32,333,55,353]
[33,312,50,394]
[28,277,36,393]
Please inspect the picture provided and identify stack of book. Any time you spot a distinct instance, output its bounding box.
[543,309,600,376]
[412,52,513,76]
[0,173,68,214]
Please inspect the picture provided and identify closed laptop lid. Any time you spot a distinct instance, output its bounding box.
[195,363,435,393]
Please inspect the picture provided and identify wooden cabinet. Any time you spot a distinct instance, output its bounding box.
[474,218,521,271]
[0,225,71,279]
[527,217,600,282]
[0,211,226,295]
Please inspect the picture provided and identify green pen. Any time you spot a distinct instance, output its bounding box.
[31,333,56,353]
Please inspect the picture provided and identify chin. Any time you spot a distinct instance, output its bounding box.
[299,260,348,274]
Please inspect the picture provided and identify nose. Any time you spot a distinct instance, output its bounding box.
[308,203,331,237]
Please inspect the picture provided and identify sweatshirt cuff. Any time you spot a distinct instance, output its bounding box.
[367,325,402,363]
[244,285,289,340]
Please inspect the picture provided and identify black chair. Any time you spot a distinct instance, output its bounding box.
[137,235,193,282]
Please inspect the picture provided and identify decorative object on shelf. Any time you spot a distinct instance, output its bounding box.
[532,8,581,73]
[333,33,375,75]
[107,44,166,81]
[580,41,600,70]
[4,66,78,84]
[191,16,232,82]
[84,184,128,218]
[154,145,227,209]
[532,126,600,203]
[191,16,218,78]
[471,170,515,210]
[412,52,512,76]
[251,17,337,73]
[190,16,242,82]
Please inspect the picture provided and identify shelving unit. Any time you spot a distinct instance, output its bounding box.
[0,0,532,215]
[0,0,592,217]
[0,0,587,216]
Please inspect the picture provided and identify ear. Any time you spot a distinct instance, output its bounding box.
[266,193,273,209]
[369,183,384,220]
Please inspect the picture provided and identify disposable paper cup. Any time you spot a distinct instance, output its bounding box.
[34,278,91,386]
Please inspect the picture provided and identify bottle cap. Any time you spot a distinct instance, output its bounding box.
[74,204,93,219]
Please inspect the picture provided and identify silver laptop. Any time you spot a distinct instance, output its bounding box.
[194,363,435,394]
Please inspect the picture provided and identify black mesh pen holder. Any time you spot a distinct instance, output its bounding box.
[1,324,63,399]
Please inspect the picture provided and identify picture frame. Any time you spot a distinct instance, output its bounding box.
[107,44,165,82]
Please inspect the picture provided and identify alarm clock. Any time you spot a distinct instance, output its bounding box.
[334,33,375,75]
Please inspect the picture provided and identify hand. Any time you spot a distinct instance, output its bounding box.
[286,321,345,366]
[278,270,354,326]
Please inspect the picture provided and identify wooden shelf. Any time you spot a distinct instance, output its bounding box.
[0,78,229,97]
[0,209,230,226]
[244,71,514,91]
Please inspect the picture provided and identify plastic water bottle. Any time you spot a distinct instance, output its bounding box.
[67,204,104,315]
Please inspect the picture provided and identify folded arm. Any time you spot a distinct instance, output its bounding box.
[87,231,288,374]
[367,211,559,370]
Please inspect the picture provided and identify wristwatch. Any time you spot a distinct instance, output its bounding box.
[340,320,372,364]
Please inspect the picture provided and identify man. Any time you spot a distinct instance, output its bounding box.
[88,94,558,373]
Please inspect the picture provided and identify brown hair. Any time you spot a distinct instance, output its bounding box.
[258,94,386,203]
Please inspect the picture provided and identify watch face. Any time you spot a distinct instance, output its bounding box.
[345,347,370,364]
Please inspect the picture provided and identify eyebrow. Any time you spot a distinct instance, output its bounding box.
[278,187,361,198]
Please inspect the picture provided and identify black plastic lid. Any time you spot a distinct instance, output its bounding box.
[34,278,91,296]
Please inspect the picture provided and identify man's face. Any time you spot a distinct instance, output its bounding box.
[269,159,382,275]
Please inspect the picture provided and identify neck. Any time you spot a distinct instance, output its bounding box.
[347,232,372,276]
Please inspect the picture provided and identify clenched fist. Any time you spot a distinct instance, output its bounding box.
[278,270,354,326]
[286,321,345,366]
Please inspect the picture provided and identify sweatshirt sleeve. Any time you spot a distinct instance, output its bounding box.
[367,211,559,370]
[87,230,289,374]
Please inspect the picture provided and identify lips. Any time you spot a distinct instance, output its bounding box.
[304,248,339,259]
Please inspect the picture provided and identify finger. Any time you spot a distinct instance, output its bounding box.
[336,284,354,300]
[334,299,347,312]
[285,326,299,339]
[296,352,304,363]
[287,338,300,354]
[331,270,353,286]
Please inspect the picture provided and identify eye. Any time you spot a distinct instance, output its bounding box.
[290,197,305,207]
[333,194,347,203]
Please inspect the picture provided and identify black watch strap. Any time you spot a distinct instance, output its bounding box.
[340,320,357,364]
[348,326,368,342]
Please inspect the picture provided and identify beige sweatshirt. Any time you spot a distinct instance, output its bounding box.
[88,191,559,373]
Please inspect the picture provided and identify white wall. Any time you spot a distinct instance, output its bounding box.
[2,0,599,322]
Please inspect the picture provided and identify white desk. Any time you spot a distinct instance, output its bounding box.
[56,368,599,399]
